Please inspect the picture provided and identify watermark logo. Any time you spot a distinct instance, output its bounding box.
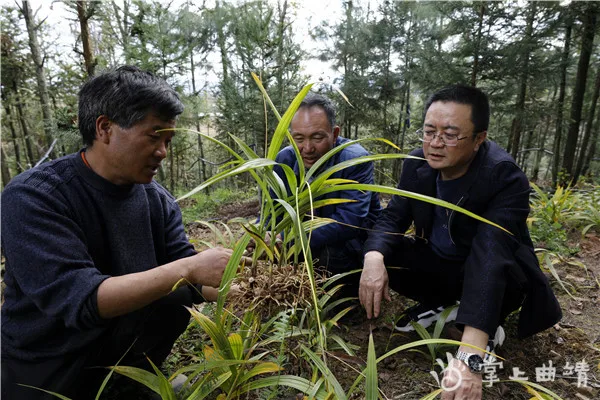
[430,353,463,391]
[430,357,591,390]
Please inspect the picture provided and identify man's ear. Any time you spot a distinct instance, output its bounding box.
[332,125,340,140]
[474,131,487,151]
[95,115,112,144]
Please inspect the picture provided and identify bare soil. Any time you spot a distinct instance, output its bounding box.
[179,199,600,399]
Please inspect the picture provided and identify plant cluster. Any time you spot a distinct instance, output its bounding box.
[529,183,600,254]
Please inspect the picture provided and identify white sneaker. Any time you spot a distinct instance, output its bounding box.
[484,325,505,363]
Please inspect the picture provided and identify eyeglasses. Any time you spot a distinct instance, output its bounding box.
[416,129,471,147]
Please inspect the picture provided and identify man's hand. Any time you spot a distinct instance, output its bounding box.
[441,358,483,400]
[359,251,391,319]
[188,248,251,288]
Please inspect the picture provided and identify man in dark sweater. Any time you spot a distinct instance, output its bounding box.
[1,66,234,399]
[359,85,561,400]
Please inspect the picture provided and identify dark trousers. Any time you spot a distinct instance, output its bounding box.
[1,289,192,400]
[385,237,525,329]
[314,238,364,298]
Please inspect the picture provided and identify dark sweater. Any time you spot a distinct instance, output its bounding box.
[1,151,197,361]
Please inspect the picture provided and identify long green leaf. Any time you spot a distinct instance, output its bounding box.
[187,371,232,400]
[16,385,73,400]
[316,183,511,234]
[216,233,251,318]
[147,357,175,400]
[420,388,444,400]
[305,137,404,183]
[188,307,234,360]
[301,345,347,400]
[109,366,161,394]
[365,333,378,400]
[236,362,283,386]
[267,84,313,160]
[238,375,326,399]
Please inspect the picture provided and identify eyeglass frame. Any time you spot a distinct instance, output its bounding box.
[415,128,480,147]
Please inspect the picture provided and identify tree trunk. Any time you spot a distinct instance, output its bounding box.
[532,115,551,182]
[574,63,600,182]
[111,0,132,63]
[552,16,573,185]
[471,3,485,87]
[76,1,96,77]
[2,145,12,187]
[275,0,288,110]
[21,0,55,159]
[581,109,600,176]
[4,103,23,174]
[190,51,208,185]
[561,6,597,184]
[13,82,37,165]
[508,2,536,159]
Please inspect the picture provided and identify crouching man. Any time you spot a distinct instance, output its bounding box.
[359,84,562,399]
[1,66,238,399]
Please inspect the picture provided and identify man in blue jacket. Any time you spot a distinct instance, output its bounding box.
[273,93,381,292]
[1,66,237,399]
[359,85,561,400]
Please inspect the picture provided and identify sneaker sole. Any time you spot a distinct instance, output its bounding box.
[394,306,458,332]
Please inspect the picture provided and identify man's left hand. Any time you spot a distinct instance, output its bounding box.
[441,358,482,400]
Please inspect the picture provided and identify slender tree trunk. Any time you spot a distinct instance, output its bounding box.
[552,17,573,185]
[509,2,536,159]
[2,146,12,187]
[190,52,208,185]
[111,0,132,63]
[4,103,23,174]
[13,82,37,165]
[275,0,288,110]
[582,110,600,176]
[21,0,55,159]
[76,1,96,77]
[574,63,600,181]
[471,3,485,87]
[561,6,597,184]
[532,116,551,182]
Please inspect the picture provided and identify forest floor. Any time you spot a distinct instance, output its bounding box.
[173,196,600,400]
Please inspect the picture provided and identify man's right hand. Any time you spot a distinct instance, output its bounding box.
[359,251,390,319]
[188,247,250,288]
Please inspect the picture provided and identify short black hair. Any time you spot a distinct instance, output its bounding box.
[78,65,184,146]
[299,92,336,131]
[423,84,490,134]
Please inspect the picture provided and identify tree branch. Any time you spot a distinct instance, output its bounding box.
[35,139,58,167]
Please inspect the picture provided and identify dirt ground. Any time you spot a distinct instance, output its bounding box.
[180,200,600,400]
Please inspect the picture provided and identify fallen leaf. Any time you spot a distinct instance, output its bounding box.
[569,308,583,315]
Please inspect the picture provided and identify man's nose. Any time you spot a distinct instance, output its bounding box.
[302,140,315,153]
[430,134,445,147]
[154,141,168,159]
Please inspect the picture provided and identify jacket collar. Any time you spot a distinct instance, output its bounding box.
[413,141,490,238]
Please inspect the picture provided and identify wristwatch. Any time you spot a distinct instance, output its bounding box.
[455,351,484,373]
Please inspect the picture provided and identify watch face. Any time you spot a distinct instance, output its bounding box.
[467,354,484,373]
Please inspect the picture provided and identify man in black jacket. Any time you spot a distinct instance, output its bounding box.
[359,84,561,400]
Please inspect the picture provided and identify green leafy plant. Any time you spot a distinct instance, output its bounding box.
[407,304,460,364]
[529,184,578,254]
